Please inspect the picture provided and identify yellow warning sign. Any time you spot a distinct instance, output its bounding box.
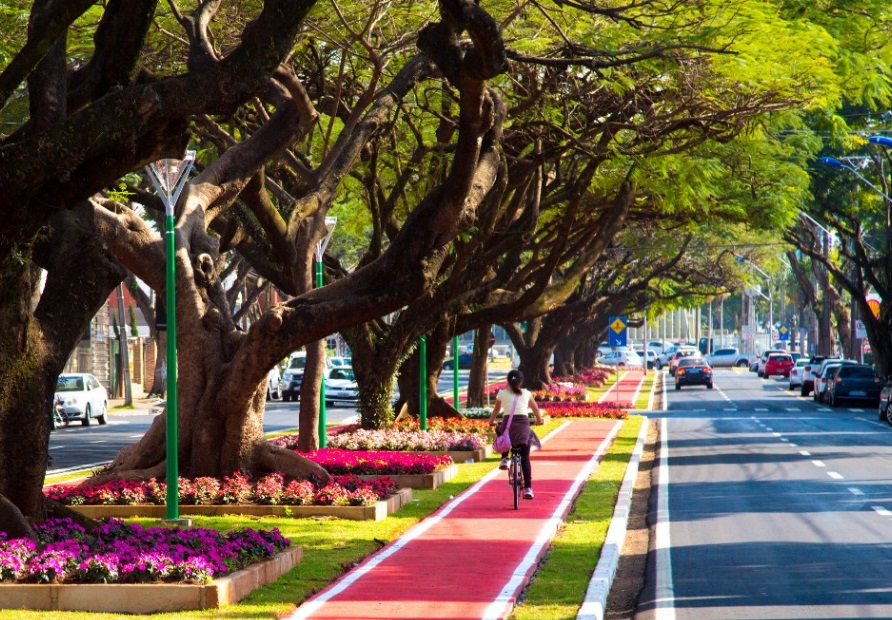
[610,317,627,334]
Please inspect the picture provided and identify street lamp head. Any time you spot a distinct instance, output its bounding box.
[869,136,892,147]
[818,156,845,169]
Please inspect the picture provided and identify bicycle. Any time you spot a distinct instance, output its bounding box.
[507,448,524,510]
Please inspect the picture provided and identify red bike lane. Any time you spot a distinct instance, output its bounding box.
[285,418,622,620]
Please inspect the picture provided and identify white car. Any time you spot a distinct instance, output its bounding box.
[329,356,352,368]
[597,350,643,367]
[266,366,282,400]
[55,373,108,426]
[325,367,359,407]
[634,349,658,369]
[788,358,808,390]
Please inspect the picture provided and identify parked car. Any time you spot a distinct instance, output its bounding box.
[266,366,281,400]
[799,355,830,396]
[878,378,892,425]
[597,350,643,367]
[325,367,359,407]
[814,362,848,403]
[54,373,108,426]
[826,364,882,407]
[674,357,713,390]
[668,347,700,376]
[282,352,307,402]
[706,347,751,368]
[634,349,658,369]
[756,349,786,377]
[788,358,809,390]
[282,352,332,401]
[443,353,474,370]
[762,353,794,378]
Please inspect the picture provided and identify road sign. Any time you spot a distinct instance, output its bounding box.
[608,315,628,348]
[855,319,867,339]
[778,325,790,341]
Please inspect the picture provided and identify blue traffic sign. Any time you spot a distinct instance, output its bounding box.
[778,325,790,341]
[608,316,628,347]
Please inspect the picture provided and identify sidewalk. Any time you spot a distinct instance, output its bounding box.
[285,418,623,620]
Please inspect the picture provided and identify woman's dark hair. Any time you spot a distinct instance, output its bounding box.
[506,369,523,394]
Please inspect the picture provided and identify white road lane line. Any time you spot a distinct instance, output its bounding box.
[874,506,892,517]
[800,451,811,456]
[812,460,826,467]
[827,472,843,480]
[653,417,676,620]
[849,488,865,496]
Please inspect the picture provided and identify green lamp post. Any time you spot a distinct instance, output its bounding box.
[146,151,195,522]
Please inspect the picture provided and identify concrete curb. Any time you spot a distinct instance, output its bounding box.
[576,417,649,620]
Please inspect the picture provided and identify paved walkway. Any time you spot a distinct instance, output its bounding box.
[285,418,622,620]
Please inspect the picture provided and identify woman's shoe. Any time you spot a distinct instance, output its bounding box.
[499,458,509,470]
[524,488,534,499]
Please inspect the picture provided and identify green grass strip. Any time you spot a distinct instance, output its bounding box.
[512,415,644,620]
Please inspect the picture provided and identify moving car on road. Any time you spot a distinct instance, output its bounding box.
[55,373,108,426]
[756,349,787,377]
[674,357,714,390]
[762,353,794,378]
[668,347,700,376]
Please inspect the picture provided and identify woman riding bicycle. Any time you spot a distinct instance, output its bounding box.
[488,370,543,499]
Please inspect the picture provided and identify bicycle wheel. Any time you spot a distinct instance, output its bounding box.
[511,456,521,510]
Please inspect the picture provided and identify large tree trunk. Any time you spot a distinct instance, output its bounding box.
[465,325,491,407]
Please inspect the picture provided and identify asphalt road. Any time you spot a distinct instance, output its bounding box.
[47,367,509,473]
[638,367,892,619]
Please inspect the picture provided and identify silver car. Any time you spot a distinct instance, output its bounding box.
[788,358,808,389]
[55,373,108,426]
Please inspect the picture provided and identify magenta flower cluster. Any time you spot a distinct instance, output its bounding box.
[0,518,289,585]
[45,472,397,507]
[294,448,453,475]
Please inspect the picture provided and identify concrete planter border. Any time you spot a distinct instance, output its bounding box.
[0,546,303,614]
[425,446,491,463]
[358,464,457,489]
[68,488,412,522]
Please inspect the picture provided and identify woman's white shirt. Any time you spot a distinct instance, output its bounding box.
[497,388,533,417]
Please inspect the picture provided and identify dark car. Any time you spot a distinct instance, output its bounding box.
[762,353,794,378]
[879,378,892,425]
[826,364,881,407]
[443,353,474,370]
[674,357,713,390]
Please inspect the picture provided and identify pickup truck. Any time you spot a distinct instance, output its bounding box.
[705,347,752,368]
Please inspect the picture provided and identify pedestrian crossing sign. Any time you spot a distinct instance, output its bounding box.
[608,316,628,347]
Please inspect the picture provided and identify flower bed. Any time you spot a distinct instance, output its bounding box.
[326,428,486,452]
[293,448,453,475]
[486,380,587,402]
[461,407,493,420]
[537,401,628,419]
[46,472,397,507]
[0,518,288,586]
[396,417,492,434]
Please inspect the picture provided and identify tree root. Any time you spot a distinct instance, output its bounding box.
[0,494,36,540]
[252,441,332,483]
